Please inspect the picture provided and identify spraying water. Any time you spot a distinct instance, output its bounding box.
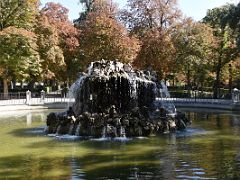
[156,80,176,116]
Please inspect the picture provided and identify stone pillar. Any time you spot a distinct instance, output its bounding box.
[41,90,45,102]
[26,90,31,105]
[232,88,239,103]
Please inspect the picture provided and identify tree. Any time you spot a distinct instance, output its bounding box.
[121,0,181,36]
[0,0,39,31]
[172,19,216,96]
[222,3,240,48]
[74,0,95,25]
[40,2,80,82]
[222,3,240,31]
[120,0,182,79]
[133,29,176,78]
[78,0,140,67]
[221,3,240,93]
[0,0,40,95]
[35,15,65,81]
[0,27,41,96]
[203,4,239,98]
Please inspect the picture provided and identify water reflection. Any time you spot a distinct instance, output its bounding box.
[0,109,240,179]
[26,113,32,126]
[0,110,47,126]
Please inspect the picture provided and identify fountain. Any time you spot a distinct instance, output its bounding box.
[46,60,190,138]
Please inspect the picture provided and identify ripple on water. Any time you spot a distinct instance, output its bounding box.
[55,135,83,141]
[176,175,217,179]
[42,127,211,142]
[175,128,208,138]
[113,137,132,142]
[190,168,205,171]
[135,136,148,140]
[190,168,206,176]
[90,137,132,142]
[192,171,206,175]
[174,169,186,172]
[175,159,211,179]
[90,137,112,141]
[25,126,46,135]
[45,133,144,142]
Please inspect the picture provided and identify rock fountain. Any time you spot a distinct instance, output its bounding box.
[46,60,190,138]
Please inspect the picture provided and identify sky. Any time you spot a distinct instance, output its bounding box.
[40,0,238,21]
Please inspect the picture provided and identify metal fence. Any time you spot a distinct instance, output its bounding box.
[0,91,75,106]
[0,92,26,105]
[156,98,233,106]
[0,92,26,100]
[0,90,238,107]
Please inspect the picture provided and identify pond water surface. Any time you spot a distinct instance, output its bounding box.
[0,108,239,179]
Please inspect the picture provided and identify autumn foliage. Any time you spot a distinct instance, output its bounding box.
[35,14,65,79]
[39,2,80,81]
[79,0,140,68]
[0,0,240,96]
[133,30,175,78]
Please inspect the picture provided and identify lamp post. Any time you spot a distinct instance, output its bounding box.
[194,89,197,102]
[228,63,233,95]
[41,90,45,103]
[232,88,239,103]
[26,90,31,105]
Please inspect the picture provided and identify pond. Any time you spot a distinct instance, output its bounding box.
[0,108,239,179]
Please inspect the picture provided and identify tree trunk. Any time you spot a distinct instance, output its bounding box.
[12,76,17,89]
[3,79,8,99]
[213,58,222,99]
[28,81,35,92]
[187,69,191,97]
[200,82,203,98]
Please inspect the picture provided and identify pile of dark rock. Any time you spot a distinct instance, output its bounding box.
[45,60,190,138]
[46,105,190,137]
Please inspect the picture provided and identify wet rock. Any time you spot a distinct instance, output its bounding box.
[168,118,177,132]
[121,118,129,127]
[46,112,59,134]
[46,60,189,138]
[175,111,191,130]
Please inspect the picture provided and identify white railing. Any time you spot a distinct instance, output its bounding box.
[0,92,236,107]
[0,91,75,106]
[156,98,233,105]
